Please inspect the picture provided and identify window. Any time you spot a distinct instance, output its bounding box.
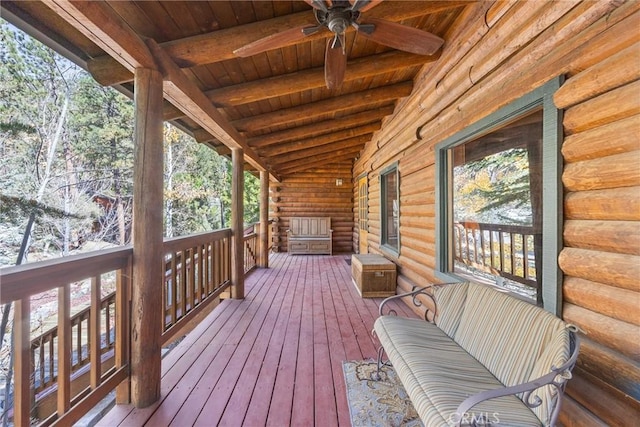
[435,78,563,315]
[380,163,399,256]
[357,174,368,254]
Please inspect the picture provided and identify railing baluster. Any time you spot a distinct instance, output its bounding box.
[198,243,204,301]
[180,249,187,317]
[214,240,220,290]
[14,298,31,427]
[115,257,131,404]
[90,275,102,388]
[229,236,232,281]
[37,337,45,389]
[170,252,177,326]
[189,247,195,309]
[104,299,112,349]
[58,284,71,415]
[498,231,506,271]
[205,242,211,294]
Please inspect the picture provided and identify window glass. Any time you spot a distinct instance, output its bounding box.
[450,110,542,301]
[380,165,399,254]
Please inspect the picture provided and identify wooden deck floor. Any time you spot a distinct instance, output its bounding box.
[97,252,416,427]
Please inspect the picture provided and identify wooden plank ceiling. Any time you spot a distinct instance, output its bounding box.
[1,0,470,180]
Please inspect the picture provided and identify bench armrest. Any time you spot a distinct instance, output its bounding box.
[378,285,438,322]
[454,329,580,427]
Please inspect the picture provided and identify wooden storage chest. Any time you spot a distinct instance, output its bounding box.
[351,254,397,298]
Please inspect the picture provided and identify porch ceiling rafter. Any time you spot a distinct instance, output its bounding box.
[205,51,438,108]
[257,123,380,157]
[86,1,466,87]
[246,106,395,148]
[276,148,364,175]
[268,135,370,166]
[42,0,277,180]
[231,82,414,133]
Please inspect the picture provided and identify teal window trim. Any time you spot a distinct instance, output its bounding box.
[380,161,400,258]
[435,76,564,316]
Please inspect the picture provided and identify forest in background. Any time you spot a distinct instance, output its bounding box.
[0,22,262,416]
[0,22,260,269]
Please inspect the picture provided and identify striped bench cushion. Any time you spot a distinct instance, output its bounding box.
[375,315,542,426]
[452,282,570,423]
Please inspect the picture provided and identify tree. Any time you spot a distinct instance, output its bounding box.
[220,164,261,229]
[164,125,230,237]
[68,75,135,245]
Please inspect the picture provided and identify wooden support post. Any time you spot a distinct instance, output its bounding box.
[231,148,244,299]
[131,67,163,407]
[259,170,269,268]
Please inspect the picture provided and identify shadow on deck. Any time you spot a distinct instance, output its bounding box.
[97,252,416,426]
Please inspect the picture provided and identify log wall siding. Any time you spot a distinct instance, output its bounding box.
[352,1,640,424]
[270,165,353,254]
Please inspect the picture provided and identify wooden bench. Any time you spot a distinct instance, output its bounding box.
[374,281,580,427]
[286,217,332,255]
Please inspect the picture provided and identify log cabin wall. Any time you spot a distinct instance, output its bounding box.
[353,1,640,424]
[270,164,353,254]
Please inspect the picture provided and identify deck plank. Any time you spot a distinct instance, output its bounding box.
[98,252,416,426]
[193,254,294,426]
[266,255,306,427]
[241,254,300,426]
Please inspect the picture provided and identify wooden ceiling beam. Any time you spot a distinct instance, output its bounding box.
[87,1,469,86]
[233,81,413,133]
[258,123,379,157]
[277,150,362,175]
[207,51,438,107]
[247,106,395,148]
[145,39,276,177]
[42,0,156,72]
[163,103,185,121]
[269,135,370,166]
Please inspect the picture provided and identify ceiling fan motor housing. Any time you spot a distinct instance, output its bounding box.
[314,6,360,35]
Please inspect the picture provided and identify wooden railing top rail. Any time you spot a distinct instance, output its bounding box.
[455,221,539,235]
[0,246,133,304]
[163,229,231,252]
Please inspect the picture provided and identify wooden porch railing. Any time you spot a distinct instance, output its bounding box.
[161,229,232,346]
[453,221,539,288]
[0,227,259,426]
[31,292,117,395]
[0,247,132,426]
[243,230,258,273]
[243,220,273,273]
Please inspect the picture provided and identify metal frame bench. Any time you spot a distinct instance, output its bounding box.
[286,217,332,255]
[374,281,580,427]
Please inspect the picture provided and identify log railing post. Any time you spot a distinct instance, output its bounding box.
[231,148,244,299]
[131,67,164,407]
[259,170,269,268]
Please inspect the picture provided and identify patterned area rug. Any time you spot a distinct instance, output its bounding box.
[343,360,423,427]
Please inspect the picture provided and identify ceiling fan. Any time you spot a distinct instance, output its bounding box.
[234,0,444,89]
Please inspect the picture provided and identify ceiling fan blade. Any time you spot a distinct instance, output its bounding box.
[304,0,329,12]
[350,0,383,13]
[234,25,319,57]
[357,18,444,56]
[324,37,347,90]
